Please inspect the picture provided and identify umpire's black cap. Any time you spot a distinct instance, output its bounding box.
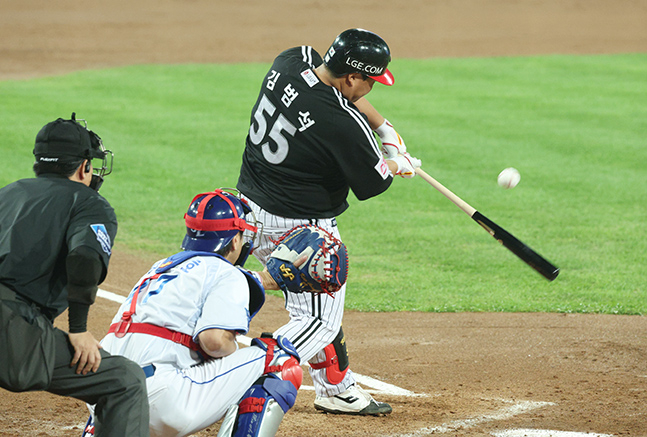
[323,28,394,86]
[34,113,105,163]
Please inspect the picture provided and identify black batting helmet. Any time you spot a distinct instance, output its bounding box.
[323,28,394,86]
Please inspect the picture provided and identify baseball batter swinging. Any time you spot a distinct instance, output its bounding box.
[237,28,422,415]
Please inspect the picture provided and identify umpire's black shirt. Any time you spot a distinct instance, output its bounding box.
[0,174,117,320]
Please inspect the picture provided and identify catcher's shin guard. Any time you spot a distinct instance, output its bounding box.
[217,334,302,437]
[217,375,297,437]
[309,327,349,385]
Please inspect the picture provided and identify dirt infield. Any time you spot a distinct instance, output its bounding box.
[1,1,646,435]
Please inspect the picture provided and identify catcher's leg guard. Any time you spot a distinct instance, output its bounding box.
[217,375,297,437]
[309,327,349,385]
[216,334,302,437]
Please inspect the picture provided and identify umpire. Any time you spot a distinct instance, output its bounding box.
[0,114,150,436]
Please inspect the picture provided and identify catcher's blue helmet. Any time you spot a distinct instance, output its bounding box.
[182,189,259,260]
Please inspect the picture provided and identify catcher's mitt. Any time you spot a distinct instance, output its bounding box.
[266,225,348,297]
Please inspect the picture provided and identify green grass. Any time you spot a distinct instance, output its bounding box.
[1,54,645,314]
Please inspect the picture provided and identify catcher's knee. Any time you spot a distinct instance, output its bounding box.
[217,334,301,437]
[252,333,302,390]
[309,327,349,385]
[82,415,95,436]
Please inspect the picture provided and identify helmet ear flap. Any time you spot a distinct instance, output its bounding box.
[240,199,253,215]
[234,241,253,267]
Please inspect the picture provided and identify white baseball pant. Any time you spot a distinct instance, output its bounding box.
[243,196,356,397]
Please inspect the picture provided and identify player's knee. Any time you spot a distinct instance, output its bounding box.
[216,375,298,437]
[156,407,195,435]
[118,357,147,389]
[99,355,147,401]
[252,333,303,390]
[309,327,349,385]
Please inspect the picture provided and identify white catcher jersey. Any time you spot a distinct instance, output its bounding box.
[102,253,251,369]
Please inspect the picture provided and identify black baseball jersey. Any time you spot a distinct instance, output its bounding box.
[237,46,393,219]
[0,174,117,319]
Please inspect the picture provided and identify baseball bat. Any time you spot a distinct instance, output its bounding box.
[415,168,559,281]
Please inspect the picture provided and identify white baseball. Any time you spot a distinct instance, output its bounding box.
[497,167,520,189]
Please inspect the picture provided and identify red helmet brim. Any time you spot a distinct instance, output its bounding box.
[370,68,394,86]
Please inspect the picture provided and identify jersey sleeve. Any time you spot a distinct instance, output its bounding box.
[194,264,251,337]
[66,193,117,281]
[328,97,394,200]
[66,192,117,281]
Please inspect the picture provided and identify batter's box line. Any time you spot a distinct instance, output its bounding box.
[388,400,556,436]
[98,290,427,398]
[237,334,427,397]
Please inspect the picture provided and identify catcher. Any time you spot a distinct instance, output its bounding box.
[83,190,345,437]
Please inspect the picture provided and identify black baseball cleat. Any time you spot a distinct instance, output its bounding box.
[314,384,392,416]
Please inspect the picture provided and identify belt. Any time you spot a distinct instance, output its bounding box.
[0,282,17,301]
[0,283,53,320]
[142,364,156,378]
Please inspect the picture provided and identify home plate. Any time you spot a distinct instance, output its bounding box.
[493,430,613,437]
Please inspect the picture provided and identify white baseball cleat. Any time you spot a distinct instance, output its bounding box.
[314,384,392,416]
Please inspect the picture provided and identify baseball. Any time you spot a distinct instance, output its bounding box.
[497,167,520,189]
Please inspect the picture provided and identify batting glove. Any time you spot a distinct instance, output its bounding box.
[391,153,422,178]
[374,119,406,159]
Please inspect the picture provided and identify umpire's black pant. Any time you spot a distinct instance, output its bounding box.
[0,289,150,437]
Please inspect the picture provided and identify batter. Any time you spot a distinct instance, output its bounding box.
[237,28,421,415]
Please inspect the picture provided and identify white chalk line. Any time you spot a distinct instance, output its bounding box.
[97,289,423,397]
[392,400,555,436]
[97,288,127,303]
[493,430,613,437]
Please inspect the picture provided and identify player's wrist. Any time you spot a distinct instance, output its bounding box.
[373,119,390,137]
[252,269,280,290]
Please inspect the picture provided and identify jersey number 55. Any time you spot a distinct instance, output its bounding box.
[249,94,297,165]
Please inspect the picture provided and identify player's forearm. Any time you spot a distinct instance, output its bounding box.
[66,246,104,333]
[354,97,385,130]
[203,341,238,358]
[68,301,90,333]
[255,269,279,290]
